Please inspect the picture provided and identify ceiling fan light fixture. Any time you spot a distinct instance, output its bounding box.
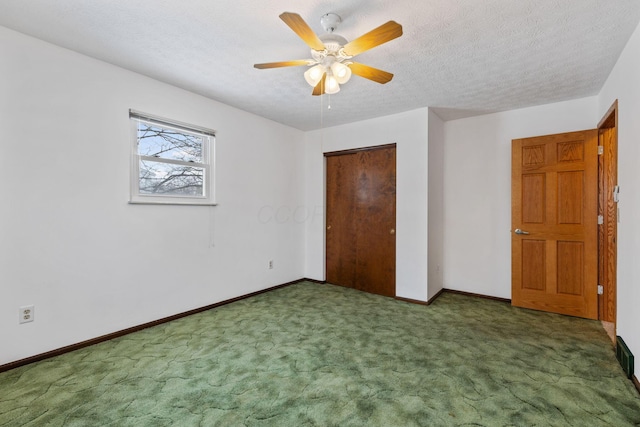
[330,61,352,84]
[304,64,325,87]
[325,74,340,94]
[254,12,402,96]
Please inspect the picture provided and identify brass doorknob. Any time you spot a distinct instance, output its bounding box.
[390,229,395,234]
[327,225,332,230]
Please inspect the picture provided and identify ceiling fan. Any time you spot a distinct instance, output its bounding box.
[254,12,403,96]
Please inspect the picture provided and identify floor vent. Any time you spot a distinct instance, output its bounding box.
[616,336,635,379]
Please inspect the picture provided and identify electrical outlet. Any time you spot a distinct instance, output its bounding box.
[268,260,274,269]
[19,305,34,324]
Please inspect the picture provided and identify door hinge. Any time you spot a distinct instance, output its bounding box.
[598,215,604,225]
[598,285,604,295]
[613,185,620,203]
[598,145,604,155]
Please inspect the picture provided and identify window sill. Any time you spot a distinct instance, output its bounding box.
[129,197,217,206]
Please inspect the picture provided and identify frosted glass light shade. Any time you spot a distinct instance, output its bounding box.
[325,75,340,94]
[304,65,325,87]
[330,62,352,84]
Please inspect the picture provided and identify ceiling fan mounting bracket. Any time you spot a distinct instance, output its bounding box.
[320,13,342,33]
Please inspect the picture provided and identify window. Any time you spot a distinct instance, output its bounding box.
[129,110,215,205]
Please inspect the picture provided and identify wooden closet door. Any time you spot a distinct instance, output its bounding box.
[326,153,358,288]
[326,145,396,297]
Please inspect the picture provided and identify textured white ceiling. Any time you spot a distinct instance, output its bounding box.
[1,0,639,130]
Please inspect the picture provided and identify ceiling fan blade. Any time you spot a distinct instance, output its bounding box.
[254,60,311,69]
[280,12,326,51]
[312,73,326,96]
[349,62,394,84]
[342,21,403,57]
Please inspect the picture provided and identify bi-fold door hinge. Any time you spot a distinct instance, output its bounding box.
[598,145,604,155]
[598,285,604,295]
[598,215,604,225]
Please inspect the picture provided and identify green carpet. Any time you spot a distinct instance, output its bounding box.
[1,282,639,426]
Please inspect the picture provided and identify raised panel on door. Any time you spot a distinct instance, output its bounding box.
[557,241,584,295]
[557,171,583,224]
[521,240,545,291]
[522,174,545,224]
[512,130,598,319]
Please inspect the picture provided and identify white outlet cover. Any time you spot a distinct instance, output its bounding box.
[19,305,34,324]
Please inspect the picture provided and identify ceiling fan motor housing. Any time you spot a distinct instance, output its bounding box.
[319,34,349,51]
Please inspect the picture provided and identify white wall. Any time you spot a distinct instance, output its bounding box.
[304,109,430,301]
[598,21,640,361]
[427,110,445,300]
[442,97,598,299]
[0,27,305,365]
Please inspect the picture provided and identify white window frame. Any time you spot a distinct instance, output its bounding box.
[129,110,216,205]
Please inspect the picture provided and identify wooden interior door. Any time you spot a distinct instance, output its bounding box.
[511,130,598,319]
[326,145,396,297]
